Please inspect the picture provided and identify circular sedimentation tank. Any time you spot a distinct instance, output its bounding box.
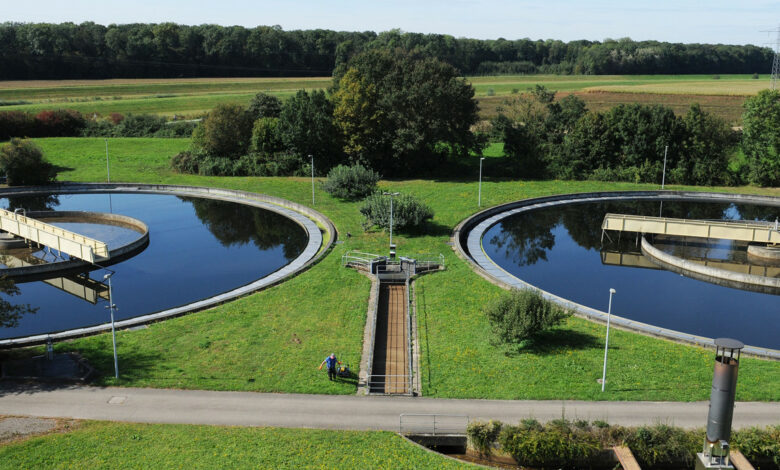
[455,191,780,359]
[0,183,335,346]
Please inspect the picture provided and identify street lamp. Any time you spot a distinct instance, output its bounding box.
[661,145,668,189]
[105,139,110,183]
[478,157,486,207]
[103,271,119,379]
[600,288,616,392]
[383,191,400,257]
[309,154,315,205]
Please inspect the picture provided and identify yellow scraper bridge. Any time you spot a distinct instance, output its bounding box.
[0,208,109,263]
[602,213,780,244]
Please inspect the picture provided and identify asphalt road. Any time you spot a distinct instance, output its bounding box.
[1,384,778,431]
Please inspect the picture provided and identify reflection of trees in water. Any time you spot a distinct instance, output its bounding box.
[488,211,560,266]
[0,275,36,328]
[181,197,308,260]
[5,195,60,212]
[728,204,779,223]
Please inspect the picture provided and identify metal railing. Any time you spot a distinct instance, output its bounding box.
[413,253,445,272]
[341,250,385,271]
[399,414,468,435]
[368,374,411,394]
[0,208,108,262]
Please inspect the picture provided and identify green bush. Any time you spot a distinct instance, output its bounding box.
[359,193,433,231]
[624,424,700,468]
[192,104,254,159]
[466,420,502,456]
[111,113,167,137]
[0,139,56,186]
[732,425,780,466]
[484,288,571,346]
[250,117,283,155]
[499,419,600,468]
[170,151,199,174]
[248,92,283,120]
[322,164,380,200]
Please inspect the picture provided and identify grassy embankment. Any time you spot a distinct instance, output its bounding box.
[0,420,469,469]
[7,137,780,401]
[0,74,766,123]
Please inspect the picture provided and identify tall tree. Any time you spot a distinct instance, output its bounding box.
[741,89,780,187]
[332,48,479,175]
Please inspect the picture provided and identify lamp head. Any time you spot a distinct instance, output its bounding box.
[609,288,616,295]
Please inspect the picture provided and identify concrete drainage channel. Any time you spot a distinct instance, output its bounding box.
[0,182,336,347]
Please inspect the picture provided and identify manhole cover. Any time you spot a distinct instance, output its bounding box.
[107,396,126,405]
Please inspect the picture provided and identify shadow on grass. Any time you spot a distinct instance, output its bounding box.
[504,328,603,357]
[0,344,159,396]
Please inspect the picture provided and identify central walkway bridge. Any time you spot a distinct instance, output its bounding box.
[602,213,780,244]
[0,208,108,263]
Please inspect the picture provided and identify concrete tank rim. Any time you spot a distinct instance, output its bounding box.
[0,182,337,347]
[452,190,780,361]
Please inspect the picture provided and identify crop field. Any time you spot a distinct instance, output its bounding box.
[0,74,767,123]
[6,137,778,402]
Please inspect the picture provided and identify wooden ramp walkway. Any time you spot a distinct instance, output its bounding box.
[370,282,410,394]
[602,213,780,244]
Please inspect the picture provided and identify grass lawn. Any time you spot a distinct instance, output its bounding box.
[0,420,469,469]
[6,137,780,401]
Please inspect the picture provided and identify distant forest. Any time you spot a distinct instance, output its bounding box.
[0,22,774,80]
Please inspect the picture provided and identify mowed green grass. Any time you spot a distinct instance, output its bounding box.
[0,421,470,469]
[0,74,765,118]
[16,137,780,400]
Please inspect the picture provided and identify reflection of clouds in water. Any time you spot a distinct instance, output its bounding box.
[51,223,141,249]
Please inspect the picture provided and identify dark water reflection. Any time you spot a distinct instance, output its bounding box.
[483,200,780,350]
[0,193,307,339]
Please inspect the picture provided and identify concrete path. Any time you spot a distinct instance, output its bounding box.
[0,384,778,431]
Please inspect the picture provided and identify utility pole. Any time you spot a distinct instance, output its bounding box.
[105,139,110,183]
[661,145,668,189]
[309,155,315,206]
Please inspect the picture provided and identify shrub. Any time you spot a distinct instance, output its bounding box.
[170,151,199,174]
[484,288,571,346]
[152,120,197,138]
[108,113,125,124]
[81,118,114,137]
[624,424,700,468]
[322,164,380,200]
[499,420,600,469]
[467,420,503,456]
[192,104,254,158]
[0,111,35,140]
[248,92,283,119]
[752,73,760,80]
[0,139,56,185]
[359,193,433,231]
[112,113,167,137]
[34,109,86,137]
[250,117,283,155]
[732,425,780,466]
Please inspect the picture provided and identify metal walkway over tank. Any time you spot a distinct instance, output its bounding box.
[602,213,780,245]
[0,208,109,263]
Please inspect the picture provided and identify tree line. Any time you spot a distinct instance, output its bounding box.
[0,22,773,79]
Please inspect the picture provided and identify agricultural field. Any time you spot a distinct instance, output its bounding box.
[0,420,469,469]
[10,137,779,401]
[0,74,769,124]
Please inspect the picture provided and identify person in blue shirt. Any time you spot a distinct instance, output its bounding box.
[318,353,340,381]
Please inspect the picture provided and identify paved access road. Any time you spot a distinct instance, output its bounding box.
[0,384,778,431]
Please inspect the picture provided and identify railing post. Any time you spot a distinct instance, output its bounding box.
[433,415,437,435]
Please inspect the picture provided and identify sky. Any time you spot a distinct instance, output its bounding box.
[4,0,780,46]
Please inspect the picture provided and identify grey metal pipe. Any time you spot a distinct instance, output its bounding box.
[705,339,744,443]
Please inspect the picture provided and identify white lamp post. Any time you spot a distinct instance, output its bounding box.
[103,271,119,379]
[105,139,110,183]
[600,288,616,392]
[661,145,668,189]
[383,191,400,256]
[478,157,485,207]
[309,154,315,205]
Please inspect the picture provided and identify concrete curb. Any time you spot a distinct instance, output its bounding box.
[0,183,337,347]
[452,190,780,361]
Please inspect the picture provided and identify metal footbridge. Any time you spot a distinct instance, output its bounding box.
[0,208,109,263]
[602,213,780,245]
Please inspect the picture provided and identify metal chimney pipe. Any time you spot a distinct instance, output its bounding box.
[705,338,743,444]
